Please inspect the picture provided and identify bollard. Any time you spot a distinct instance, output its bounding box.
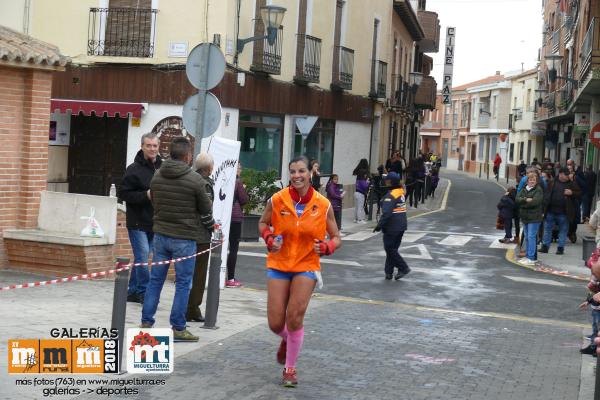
[111,257,130,374]
[203,240,222,329]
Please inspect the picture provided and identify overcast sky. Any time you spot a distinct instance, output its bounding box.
[427,0,542,87]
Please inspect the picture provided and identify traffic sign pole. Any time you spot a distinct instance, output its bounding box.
[194,45,210,159]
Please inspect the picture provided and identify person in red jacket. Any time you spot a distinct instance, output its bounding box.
[259,156,341,388]
[493,153,502,180]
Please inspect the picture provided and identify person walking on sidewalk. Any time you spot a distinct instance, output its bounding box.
[373,172,410,280]
[141,137,213,342]
[259,156,341,388]
[118,132,162,304]
[225,162,249,288]
[539,168,581,255]
[516,172,544,266]
[493,153,502,180]
[186,153,217,322]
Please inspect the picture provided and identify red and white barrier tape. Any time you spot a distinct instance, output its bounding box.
[0,242,222,292]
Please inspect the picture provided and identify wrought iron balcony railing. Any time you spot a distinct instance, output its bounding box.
[580,17,600,84]
[294,34,321,84]
[369,60,387,98]
[251,27,283,75]
[331,46,354,91]
[88,7,157,57]
[390,74,404,108]
[551,29,560,54]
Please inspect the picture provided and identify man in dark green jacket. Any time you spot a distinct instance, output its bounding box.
[141,137,214,342]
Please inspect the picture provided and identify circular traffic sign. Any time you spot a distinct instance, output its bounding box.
[182,92,222,138]
[185,43,226,90]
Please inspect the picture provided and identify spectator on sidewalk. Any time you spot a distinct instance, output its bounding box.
[326,174,344,230]
[539,168,581,255]
[225,162,249,288]
[186,153,217,321]
[352,159,370,223]
[587,199,600,246]
[373,172,410,280]
[118,132,162,305]
[309,159,321,192]
[583,165,597,223]
[516,172,544,266]
[430,167,440,198]
[497,186,517,244]
[579,260,600,356]
[141,137,213,342]
[517,160,527,182]
[385,150,403,177]
[259,155,341,387]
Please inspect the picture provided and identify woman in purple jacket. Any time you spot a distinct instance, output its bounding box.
[353,159,370,223]
[226,162,249,288]
[326,174,345,230]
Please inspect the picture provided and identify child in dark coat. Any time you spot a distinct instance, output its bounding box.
[497,186,517,243]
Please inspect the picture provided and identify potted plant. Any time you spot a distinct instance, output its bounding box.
[240,168,280,241]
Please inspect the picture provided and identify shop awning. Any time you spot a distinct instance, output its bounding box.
[50,99,143,118]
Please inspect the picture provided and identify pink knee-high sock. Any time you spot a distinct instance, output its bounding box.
[276,325,288,341]
[285,327,304,369]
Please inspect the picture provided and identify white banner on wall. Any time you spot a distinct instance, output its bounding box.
[206,136,241,288]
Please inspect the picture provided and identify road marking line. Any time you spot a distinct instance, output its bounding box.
[407,178,451,219]
[438,235,473,246]
[237,251,362,267]
[240,287,587,329]
[343,231,379,241]
[402,232,426,243]
[503,275,568,287]
[367,244,432,260]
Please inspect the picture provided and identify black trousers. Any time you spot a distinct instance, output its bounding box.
[333,209,342,230]
[187,242,210,319]
[226,222,242,280]
[383,230,409,275]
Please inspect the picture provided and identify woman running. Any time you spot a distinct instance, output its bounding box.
[259,156,341,387]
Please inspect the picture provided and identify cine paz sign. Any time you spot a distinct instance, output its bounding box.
[442,27,456,105]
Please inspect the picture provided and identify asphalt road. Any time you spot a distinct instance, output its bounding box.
[235,170,588,324]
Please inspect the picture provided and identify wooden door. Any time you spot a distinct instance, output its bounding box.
[68,115,128,196]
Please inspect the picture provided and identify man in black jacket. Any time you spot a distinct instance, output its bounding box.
[118,133,161,304]
[141,137,214,342]
[539,168,581,255]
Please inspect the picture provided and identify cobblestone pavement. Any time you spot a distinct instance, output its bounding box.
[95,297,583,400]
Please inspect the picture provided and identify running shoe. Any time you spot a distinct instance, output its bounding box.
[518,258,536,266]
[276,339,287,365]
[225,279,242,288]
[282,367,298,387]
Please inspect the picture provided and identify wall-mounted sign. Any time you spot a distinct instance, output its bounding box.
[442,27,456,105]
[575,113,590,134]
[168,42,188,58]
[531,122,547,136]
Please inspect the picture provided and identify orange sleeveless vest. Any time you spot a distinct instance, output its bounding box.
[266,188,330,272]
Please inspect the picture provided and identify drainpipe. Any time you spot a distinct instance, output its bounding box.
[23,0,31,34]
[368,100,376,173]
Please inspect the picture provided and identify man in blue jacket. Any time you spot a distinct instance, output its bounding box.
[373,172,411,280]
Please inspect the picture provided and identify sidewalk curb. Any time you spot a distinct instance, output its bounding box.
[504,247,588,281]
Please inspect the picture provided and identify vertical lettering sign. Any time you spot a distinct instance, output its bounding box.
[442,27,456,105]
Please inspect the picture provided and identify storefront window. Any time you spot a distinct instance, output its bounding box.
[292,119,335,174]
[238,113,283,174]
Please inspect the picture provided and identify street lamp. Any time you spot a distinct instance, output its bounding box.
[544,54,578,85]
[409,71,423,94]
[535,87,548,107]
[237,5,286,53]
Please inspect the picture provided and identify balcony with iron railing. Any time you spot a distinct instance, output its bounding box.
[88,7,158,57]
[414,75,437,109]
[331,46,354,91]
[417,10,440,53]
[551,29,560,54]
[294,34,321,84]
[369,60,387,99]
[251,27,283,75]
[579,17,600,84]
[563,14,574,44]
[390,74,404,108]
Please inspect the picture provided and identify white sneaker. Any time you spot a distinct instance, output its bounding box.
[519,258,536,266]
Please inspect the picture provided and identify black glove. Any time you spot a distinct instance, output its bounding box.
[373,225,381,233]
